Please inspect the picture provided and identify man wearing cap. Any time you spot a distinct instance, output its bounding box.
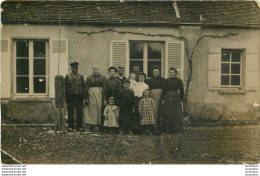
[117,66,127,90]
[65,60,85,132]
[84,65,106,132]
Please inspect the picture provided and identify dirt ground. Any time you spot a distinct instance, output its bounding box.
[1,125,259,164]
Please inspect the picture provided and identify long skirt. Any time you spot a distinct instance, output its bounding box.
[84,87,103,125]
[150,89,162,129]
[162,91,183,133]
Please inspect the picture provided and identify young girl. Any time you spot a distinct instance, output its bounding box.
[139,89,155,135]
[103,97,120,134]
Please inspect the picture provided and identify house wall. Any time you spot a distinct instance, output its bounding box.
[1,24,260,122]
[183,27,260,121]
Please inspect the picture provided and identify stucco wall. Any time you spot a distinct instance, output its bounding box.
[185,27,260,121]
[1,24,260,121]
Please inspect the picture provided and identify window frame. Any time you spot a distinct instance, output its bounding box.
[13,39,49,98]
[129,40,165,78]
[220,48,245,89]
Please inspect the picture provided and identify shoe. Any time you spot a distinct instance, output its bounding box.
[68,128,73,132]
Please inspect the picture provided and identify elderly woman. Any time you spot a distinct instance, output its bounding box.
[103,66,121,105]
[84,65,106,131]
[148,67,164,132]
[161,67,184,134]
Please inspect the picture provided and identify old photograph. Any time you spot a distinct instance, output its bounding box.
[1,0,260,166]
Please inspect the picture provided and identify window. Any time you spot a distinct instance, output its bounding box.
[129,41,164,77]
[15,40,48,95]
[221,49,243,87]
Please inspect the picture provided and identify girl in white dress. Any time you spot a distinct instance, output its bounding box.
[103,97,120,134]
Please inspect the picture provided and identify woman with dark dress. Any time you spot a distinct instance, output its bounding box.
[148,67,164,132]
[103,66,122,106]
[161,67,184,134]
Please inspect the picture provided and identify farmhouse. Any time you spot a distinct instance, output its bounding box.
[1,1,260,122]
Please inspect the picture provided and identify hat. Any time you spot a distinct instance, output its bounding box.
[70,60,79,67]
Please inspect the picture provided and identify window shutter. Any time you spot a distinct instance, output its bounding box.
[110,40,129,78]
[1,38,11,98]
[208,48,221,90]
[50,39,68,98]
[165,41,184,80]
[246,48,258,90]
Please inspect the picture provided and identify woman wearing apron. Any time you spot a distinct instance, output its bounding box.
[84,65,106,131]
[148,67,164,133]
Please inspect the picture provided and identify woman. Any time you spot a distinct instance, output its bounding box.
[84,65,106,131]
[148,67,164,132]
[103,66,121,105]
[161,67,184,134]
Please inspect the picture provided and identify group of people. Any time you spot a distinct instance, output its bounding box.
[65,60,185,135]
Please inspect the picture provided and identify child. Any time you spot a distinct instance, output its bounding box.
[132,72,149,134]
[129,72,137,91]
[139,89,155,135]
[103,97,120,134]
[118,80,135,135]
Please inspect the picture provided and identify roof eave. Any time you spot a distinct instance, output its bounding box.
[2,19,260,29]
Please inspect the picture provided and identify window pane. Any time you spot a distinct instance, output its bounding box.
[221,50,230,62]
[34,59,46,75]
[148,42,162,59]
[16,40,29,57]
[130,43,143,59]
[130,60,143,73]
[34,77,46,93]
[148,61,161,77]
[34,41,46,57]
[231,64,240,74]
[221,75,229,85]
[17,77,29,93]
[231,51,241,62]
[16,59,29,75]
[221,63,230,74]
[231,75,240,85]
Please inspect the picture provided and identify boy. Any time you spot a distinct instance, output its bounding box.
[118,80,135,134]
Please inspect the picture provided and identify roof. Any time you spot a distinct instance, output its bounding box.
[1,1,260,27]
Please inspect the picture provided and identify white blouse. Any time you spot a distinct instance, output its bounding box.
[134,82,149,98]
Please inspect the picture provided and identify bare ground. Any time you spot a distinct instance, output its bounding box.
[1,125,259,164]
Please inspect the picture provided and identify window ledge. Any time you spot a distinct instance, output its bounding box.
[218,89,246,94]
[10,97,52,102]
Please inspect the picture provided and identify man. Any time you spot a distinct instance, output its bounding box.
[132,65,140,82]
[84,65,106,132]
[117,66,127,90]
[65,60,85,132]
[132,65,147,83]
